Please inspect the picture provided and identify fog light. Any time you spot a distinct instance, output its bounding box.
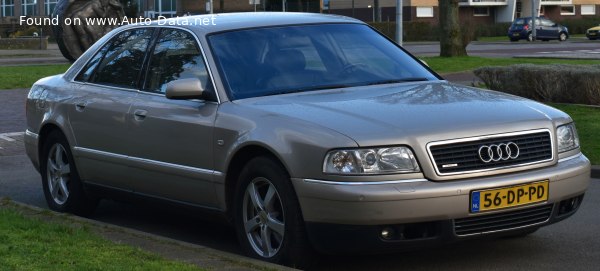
[381,227,395,240]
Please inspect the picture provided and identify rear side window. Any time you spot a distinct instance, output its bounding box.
[76,28,154,89]
[143,29,211,95]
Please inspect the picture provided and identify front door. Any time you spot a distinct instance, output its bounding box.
[126,28,220,208]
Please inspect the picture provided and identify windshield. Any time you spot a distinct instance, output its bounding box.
[208,23,438,100]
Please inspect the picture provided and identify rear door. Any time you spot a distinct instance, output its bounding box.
[125,28,220,207]
[69,28,154,190]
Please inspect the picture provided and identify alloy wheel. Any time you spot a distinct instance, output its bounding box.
[242,177,285,258]
[46,143,71,205]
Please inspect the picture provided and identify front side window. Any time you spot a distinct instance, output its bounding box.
[1,0,14,16]
[144,29,211,95]
[209,24,437,100]
[76,28,154,89]
[22,0,37,16]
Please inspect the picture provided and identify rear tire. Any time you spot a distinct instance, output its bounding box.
[559,32,567,42]
[233,156,315,267]
[527,33,534,42]
[41,131,97,216]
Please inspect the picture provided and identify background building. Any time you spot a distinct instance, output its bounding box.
[1,0,599,37]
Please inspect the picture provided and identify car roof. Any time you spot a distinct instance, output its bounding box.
[132,12,363,33]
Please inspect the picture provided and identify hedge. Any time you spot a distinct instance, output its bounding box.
[368,21,512,42]
[474,64,600,105]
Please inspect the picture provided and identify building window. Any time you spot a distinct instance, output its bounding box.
[22,0,38,16]
[46,0,58,15]
[473,7,489,17]
[153,0,176,18]
[416,7,434,18]
[539,6,545,16]
[560,5,575,16]
[1,0,14,16]
[581,5,596,15]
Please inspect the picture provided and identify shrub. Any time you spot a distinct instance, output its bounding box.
[558,17,600,35]
[474,64,600,105]
[368,21,512,42]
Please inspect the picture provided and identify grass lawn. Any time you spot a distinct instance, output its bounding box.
[0,208,203,271]
[422,56,600,74]
[549,104,600,165]
[0,64,70,90]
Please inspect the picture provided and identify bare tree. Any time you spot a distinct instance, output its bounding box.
[438,0,467,57]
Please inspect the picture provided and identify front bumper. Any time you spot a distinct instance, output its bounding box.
[292,153,590,253]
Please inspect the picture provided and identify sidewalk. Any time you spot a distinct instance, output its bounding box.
[0,43,69,65]
[0,199,295,271]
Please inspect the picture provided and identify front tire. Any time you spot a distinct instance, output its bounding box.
[41,131,97,216]
[233,156,313,267]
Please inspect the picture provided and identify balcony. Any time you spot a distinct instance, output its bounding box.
[459,0,508,6]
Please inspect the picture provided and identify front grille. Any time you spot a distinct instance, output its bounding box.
[428,130,553,175]
[454,204,553,236]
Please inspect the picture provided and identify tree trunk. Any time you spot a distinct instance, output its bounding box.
[438,0,467,57]
[374,0,380,22]
[219,0,224,12]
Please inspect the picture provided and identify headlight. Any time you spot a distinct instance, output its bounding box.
[323,146,420,174]
[557,123,579,153]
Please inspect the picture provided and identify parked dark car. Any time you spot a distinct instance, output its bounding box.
[508,17,569,42]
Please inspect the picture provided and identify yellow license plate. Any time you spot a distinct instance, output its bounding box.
[470,181,549,213]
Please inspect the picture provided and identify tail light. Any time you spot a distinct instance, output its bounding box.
[524,25,529,31]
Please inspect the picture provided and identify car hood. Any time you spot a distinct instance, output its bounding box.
[233,81,570,146]
[588,26,600,31]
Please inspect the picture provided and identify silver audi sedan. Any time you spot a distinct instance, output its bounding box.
[25,13,590,266]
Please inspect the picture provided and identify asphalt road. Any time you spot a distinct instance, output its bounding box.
[1,88,599,270]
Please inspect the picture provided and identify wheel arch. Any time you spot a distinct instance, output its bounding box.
[38,122,69,159]
[223,143,293,220]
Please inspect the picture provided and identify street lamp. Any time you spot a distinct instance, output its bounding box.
[368,5,374,22]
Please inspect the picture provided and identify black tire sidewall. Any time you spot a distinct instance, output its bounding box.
[233,156,306,264]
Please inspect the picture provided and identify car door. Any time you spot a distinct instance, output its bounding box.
[69,28,154,190]
[125,28,220,207]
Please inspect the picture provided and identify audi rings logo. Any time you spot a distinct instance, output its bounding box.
[478,142,520,163]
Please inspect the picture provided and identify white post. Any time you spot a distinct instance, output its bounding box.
[396,0,402,46]
[210,0,214,14]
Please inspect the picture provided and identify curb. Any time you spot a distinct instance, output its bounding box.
[592,165,600,179]
[1,199,297,271]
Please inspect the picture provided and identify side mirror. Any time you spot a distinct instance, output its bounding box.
[165,78,204,100]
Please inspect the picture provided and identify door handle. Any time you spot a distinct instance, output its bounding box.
[133,109,147,121]
[75,102,87,112]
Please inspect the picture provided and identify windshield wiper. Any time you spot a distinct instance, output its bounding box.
[366,77,429,86]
